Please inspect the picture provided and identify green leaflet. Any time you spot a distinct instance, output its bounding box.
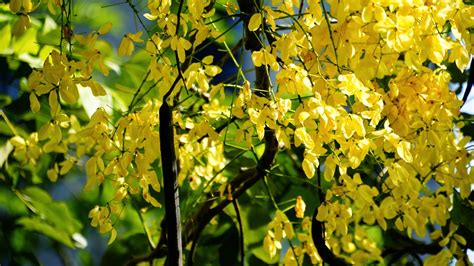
[15,187,83,248]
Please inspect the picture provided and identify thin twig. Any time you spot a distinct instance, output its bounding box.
[232,199,245,266]
[321,1,340,73]
[126,0,149,34]
[127,70,151,112]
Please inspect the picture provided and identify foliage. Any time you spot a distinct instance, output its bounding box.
[0,0,474,265]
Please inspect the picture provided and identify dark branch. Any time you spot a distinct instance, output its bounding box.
[159,1,186,264]
[462,57,474,106]
[232,199,245,266]
[311,205,348,265]
[236,0,261,51]
[160,101,182,266]
[382,229,443,257]
[184,129,277,243]
[130,0,278,264]
[312,164,348,265]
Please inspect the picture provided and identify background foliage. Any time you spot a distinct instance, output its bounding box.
[0,0,474,265]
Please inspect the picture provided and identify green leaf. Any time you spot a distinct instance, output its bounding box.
[0,140,13,168]
[250,245,279,264]
[0,23,12,53]
[451,191,474,229]
[42,15,57,34]
[100,233,152,266]
[0,94,13,108]
[364,225,384,247]
[238,198,278,264]
[459,114,474,139]
[218,225,240,265]
[13,27,40,55]
[0,186,27,216]
[247,252,277,265]
[17,217,75,247]
[21,186,53,203]
[16,187,83,242]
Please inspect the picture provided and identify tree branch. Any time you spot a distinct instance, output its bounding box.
[236,0,261,50]
[232,199,245,266]
[382,229,443,257]
[311,204,348,265]
[184,130,278,245]
[312,164,348,265]
[182,0,277,261]
[462,57,473,107]
[160,100,182,266]
[128,0,278,264]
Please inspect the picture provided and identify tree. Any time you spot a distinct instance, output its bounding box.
[0,0,473,265]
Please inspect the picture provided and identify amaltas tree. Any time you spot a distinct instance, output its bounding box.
[1,0,473,265]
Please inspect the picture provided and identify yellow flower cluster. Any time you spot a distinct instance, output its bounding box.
[241,0,474,263]
[7,0,472,260]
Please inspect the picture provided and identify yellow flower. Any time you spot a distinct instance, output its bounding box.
[295,196,306,218]
[118,32,144,56]
[170,36,192,63]
[251,47,279,71]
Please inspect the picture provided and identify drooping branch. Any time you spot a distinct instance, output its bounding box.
[311,204,348,265]
[312,165,348,265]
[183,131,278,246]
[462,57,474,107]
[173,124,277,264]
[381,229,443,257]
